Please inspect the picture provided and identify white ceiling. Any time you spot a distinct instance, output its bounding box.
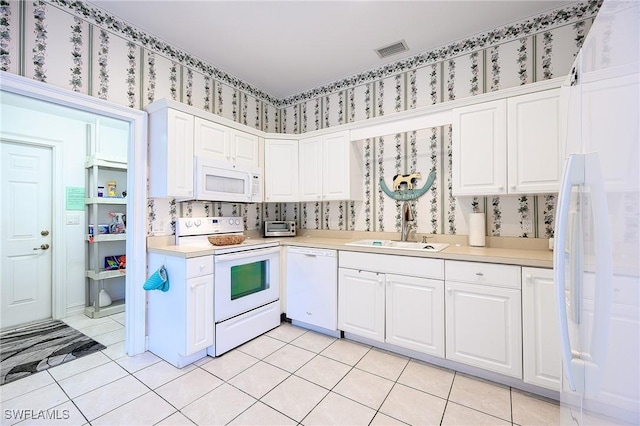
[88,1,572,100]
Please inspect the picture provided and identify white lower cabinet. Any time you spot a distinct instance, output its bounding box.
[338,252,445,357]
[185,274,215,354]
[147,253,214,368]
[444,261,522,378]
[522,267,561,390]
[386,274,444,356]
[338,268,385,342]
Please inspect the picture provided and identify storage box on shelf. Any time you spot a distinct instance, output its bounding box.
[85,155,127,318]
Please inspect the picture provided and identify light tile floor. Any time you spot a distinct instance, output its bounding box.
[0,317,561,425]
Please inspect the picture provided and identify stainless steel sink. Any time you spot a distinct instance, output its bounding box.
[344,239,449,252]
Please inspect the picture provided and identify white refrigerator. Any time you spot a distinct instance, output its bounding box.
[554,0,639,424]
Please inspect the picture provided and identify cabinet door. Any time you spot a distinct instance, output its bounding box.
[299,137,323,201]
[231,130,259,167]
[507,89,562,193]
[185,274,214,355]
[264,139,298,202]
[338,268,385,343]
[323,131,350,201]
[445,281,522,378]
[194,117,229,160]
[522,267,561,390]
[452,100,507,196]
[386,274,444,357]
[166,109,194,198]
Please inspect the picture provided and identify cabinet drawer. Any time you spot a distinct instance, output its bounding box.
[445,260,520,289]
[340,251,444,280]
[186,256,213,278]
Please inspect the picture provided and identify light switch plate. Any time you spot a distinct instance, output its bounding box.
[66,213,80,225]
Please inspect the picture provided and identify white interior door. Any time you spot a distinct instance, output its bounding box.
[1,141,53,329]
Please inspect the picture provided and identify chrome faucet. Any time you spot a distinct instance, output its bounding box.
[400,201,415,242]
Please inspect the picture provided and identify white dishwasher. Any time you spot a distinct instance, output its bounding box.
[286,246,338,332]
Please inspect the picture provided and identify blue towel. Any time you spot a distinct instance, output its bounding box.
[143,266,169,292]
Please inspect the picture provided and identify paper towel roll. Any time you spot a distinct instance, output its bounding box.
[469,213,486,247]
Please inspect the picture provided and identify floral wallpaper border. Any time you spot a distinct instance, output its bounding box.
[278,0,601,107]
[44,0,600,108]
[47,0,280,106]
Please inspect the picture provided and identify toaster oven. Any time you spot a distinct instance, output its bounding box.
[264,220,296,237]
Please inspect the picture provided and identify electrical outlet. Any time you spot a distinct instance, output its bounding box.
[522,219,532,233]
[152,221,164,234]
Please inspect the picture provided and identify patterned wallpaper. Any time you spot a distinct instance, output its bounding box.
[0,0,601,238]
[278,3,599,238]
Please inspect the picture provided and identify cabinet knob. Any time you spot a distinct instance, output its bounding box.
[447,287,452,293]
[306,311,312,316]
[510,185,516,190]
[526,274,532,282]
[200,264,205,271]
[498,186,504,191]
[475,272,484,277]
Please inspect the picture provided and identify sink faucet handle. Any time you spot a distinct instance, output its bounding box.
[421,235,434,243]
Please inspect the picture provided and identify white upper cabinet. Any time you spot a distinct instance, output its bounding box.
[323,131,362,201]
[299,136,323,201]
[452,100,507,196]
[194,117,259,167]
[194,117,228,159]
[148,101,264,199]
[299,130,362,201]
[231,130,260,167]
[264,139,298,202]
[452,88,561,196]
[148,108,194,198]
[507,89,562,194]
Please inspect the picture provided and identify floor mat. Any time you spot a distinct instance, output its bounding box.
[0,319,106,385]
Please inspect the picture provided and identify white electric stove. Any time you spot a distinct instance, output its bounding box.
[175,217,281,356]
[175,216,278,253]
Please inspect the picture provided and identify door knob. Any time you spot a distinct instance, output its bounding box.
[33,244,50,250]
[41,230,49,236]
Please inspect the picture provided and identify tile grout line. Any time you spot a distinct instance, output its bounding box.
[371,355,412,425]
[16,321,548,425]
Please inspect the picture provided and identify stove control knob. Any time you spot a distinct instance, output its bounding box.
[194,219,201,226]
[229,219,234,225]
[185,220,192,228]
[235,219,240,225]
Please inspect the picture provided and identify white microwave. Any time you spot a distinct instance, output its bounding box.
[194,156,262,203]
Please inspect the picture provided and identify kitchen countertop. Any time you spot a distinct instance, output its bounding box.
[147,234,554,268]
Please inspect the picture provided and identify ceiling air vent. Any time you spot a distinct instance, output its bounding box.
[375,40,409,59]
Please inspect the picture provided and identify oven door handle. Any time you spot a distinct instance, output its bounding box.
[214,246,280,263]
